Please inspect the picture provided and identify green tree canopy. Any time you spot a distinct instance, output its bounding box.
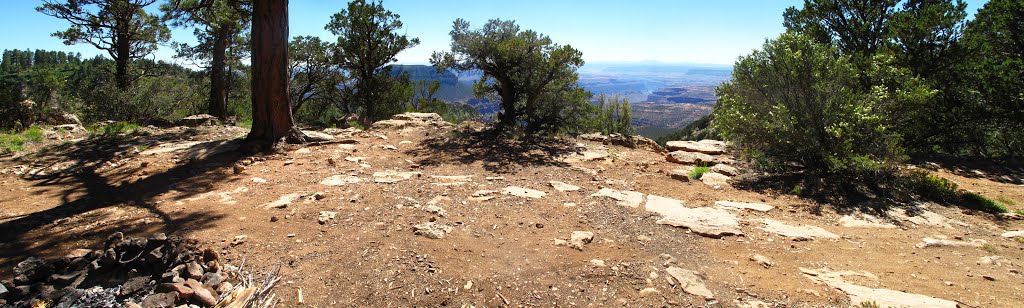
[326,0,418,124]
[431,19,591,134]
[38,0,170,90]
[161,0,252,119]
[961,0,1024,157]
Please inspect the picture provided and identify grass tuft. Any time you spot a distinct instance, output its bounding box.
[688,166,710,180]
[90,121,140,137]
[0,126,46,153]
[906,170,1008,213]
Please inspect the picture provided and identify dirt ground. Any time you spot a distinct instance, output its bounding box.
[1,121,1022,307]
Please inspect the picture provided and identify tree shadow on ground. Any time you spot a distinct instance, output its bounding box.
[733,167,1011,224]
[409,129,576,174]
[910,154,1024,184]
[0,131,245,274]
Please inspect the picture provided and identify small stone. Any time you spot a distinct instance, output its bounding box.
[565,231,595,250]
[186,262,204,280]
[202,272,224,288]
[413,222,452,239]
[232,165,245,174]
[983,275,996,281]
[49,271,83,285]
[251,177,268,183]
[64,249,93,260]
[639,287,661,297]
[185,279,217,306]
[230,235,247,246]
[120,276,152,295]
[665,267,714,299]
[590,259,607,267]
[318,211,339,225]
[141,292,177,308]
[464,281,473,290]
[157,282,193,299]
[261,193,300,209]
[269,216,279,222]
[310,191,327,201]
[750,254,774,268]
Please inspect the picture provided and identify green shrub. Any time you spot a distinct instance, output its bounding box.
[714,32,907,176]
[23,126,44,143]
[689,166,710,180]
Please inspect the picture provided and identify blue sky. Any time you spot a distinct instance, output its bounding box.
[1,0,988,66]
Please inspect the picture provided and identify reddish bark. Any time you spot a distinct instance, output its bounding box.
[246,0,303,149]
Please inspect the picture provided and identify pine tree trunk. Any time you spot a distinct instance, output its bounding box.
[209,24,231,119]
[114,25,131,91]
[247,0,302,149]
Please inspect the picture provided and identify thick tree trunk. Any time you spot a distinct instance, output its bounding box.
[247,0,302,149]
[114,22,131,90]
[209,24,231,119]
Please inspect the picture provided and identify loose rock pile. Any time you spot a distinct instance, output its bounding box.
[1,233,239,308]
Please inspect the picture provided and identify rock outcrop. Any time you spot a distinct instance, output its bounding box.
[372,113,453,130]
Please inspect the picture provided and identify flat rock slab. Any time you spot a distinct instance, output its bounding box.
[563,148,610,163]
[1002,230,1024,238]
[344,156,366,162]
[468,190,498,202]
[665,140,726,155]
[430,175,473,182]
[502,186,547,199]
[758,219,839,240]
[700,172,731,188]
[709,164,738,176]
[319,175,362,186]
[300,130,335,141]
[715,201,773,212]
[839,215,897,229]
[139,141,203,155]
[261,193,301,209]
[665,267,714,299]
[591,188,644,207]
[887,208,966,229]
[373,170,422,183]
[549,181,581,192]
[801,268,956,308]
[915,237,986,248]
[646,195,743,238]
[667,151,715,165]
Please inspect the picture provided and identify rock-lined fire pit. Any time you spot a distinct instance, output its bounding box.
[1,233,273,307]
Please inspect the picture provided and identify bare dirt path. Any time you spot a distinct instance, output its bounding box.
[1,117,1022,307]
